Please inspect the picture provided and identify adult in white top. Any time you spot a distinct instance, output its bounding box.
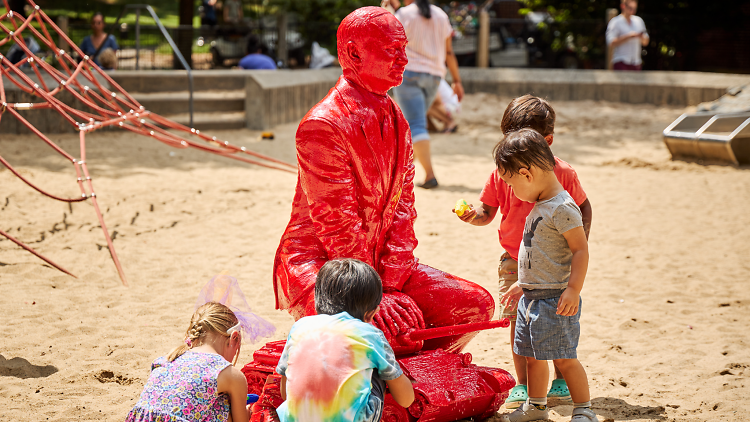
[606,0,649,70]
[388,0,463,189]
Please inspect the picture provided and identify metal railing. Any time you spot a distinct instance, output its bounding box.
[109,4,194,127]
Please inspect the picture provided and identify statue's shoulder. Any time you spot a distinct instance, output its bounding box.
[305,91,348,122]
[300,79,358,132]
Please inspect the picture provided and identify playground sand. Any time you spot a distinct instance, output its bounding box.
[1,93,749,422]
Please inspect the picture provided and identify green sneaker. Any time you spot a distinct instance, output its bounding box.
[547,379,572,406]
[505,384,528,409]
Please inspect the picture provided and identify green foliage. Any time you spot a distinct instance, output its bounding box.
[519,0,609,65]
[519,0,607,22]
[37,0,181,21]
[517,0,749,70]
[266,0,380,24]
[260,0,379,53]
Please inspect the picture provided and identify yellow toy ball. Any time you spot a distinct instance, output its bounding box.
[455,199,470,217]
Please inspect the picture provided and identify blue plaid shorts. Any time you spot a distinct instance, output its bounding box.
[513,294,581,360]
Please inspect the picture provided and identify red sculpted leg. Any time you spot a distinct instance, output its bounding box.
[402,264,495,353]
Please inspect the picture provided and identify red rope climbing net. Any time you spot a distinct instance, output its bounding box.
[0,0,297,285]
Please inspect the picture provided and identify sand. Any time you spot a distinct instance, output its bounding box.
[1,93,749,422]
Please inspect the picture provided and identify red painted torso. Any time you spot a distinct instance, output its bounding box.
[273,76,418,318]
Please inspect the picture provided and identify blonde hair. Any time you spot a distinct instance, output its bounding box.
[167,302,239,363]
[98,48,117,70]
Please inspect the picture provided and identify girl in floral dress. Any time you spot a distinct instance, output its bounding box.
[126,302,251,422]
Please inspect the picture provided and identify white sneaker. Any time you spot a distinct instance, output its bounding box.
[500,399,549,422]
[570,407,599,422]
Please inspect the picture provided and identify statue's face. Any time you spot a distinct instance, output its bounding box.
[350,15,408,94]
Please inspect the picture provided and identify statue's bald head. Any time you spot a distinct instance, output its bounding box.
[336,7,408,94]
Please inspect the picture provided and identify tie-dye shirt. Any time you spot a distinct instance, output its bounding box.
[275,312,403,422]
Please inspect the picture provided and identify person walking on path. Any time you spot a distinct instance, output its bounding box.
[606,0,649,71]
[389,0,464,189]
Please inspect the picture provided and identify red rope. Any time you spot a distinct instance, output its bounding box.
[0,228,77,278]
[0,154,87,202]
[0,0,298,286]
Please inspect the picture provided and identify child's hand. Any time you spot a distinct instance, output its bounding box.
[452,204,477,223]
[500,281,523,308]
[556,288,580,316]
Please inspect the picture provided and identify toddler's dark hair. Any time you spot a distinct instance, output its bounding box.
[493,128,556,176]
[315,259,383,321]
[500,95,556,137]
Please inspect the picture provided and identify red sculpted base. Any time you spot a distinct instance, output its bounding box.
[242,319,515,422]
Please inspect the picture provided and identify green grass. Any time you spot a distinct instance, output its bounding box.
[44,9,203,28]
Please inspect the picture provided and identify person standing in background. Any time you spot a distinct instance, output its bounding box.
[79,12,119,69]
[426,78,460,133]
[223,0,244,25]
[201,0,218,27]
[606,0,649,71]
[238,35,276,70]
[389,0,464,190]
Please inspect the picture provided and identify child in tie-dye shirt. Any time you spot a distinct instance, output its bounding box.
[276,259,415,422]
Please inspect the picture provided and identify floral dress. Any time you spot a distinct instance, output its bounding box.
[126,352,232,422]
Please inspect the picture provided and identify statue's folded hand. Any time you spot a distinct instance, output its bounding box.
[372,292,425,351]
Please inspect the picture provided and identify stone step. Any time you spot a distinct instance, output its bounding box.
[163,111,246,131]
[110,70,246,93]
[132,90,245,115]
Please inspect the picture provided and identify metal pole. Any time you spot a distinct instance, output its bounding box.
[477,10,490,68]
[135,9,141,70]
[56,16,69,52]
[112,4,194,127]
[276,14,287,68]
[188,72,194,128]
[144,6,194,127]
[605,8,618,70]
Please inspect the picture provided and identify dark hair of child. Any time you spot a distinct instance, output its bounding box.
[493,128,556,176]
[314,259,383,321]
[500,95,556,137]
[246,34,262,55]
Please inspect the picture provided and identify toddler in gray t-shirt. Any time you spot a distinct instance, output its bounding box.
[494,129,597,422]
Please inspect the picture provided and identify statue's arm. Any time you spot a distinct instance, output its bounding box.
[296,118,374,266]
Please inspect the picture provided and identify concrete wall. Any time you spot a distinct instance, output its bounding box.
[459,68,749,106]
[244,68,342,130]
[2,68,748,134]
[110,70,245,93]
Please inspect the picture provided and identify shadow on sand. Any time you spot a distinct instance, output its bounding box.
[0,354,58,379]
[551,397,667,421]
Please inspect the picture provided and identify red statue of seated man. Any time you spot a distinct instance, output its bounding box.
[273,6,494,354]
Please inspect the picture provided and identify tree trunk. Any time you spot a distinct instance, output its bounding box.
[175,0,194,69]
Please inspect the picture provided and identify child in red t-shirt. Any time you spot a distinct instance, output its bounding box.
[454,95,592,409]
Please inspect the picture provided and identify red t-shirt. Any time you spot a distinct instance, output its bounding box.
[479,157,587,261]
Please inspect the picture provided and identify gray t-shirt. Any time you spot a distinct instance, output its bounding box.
[518,191,583,290]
